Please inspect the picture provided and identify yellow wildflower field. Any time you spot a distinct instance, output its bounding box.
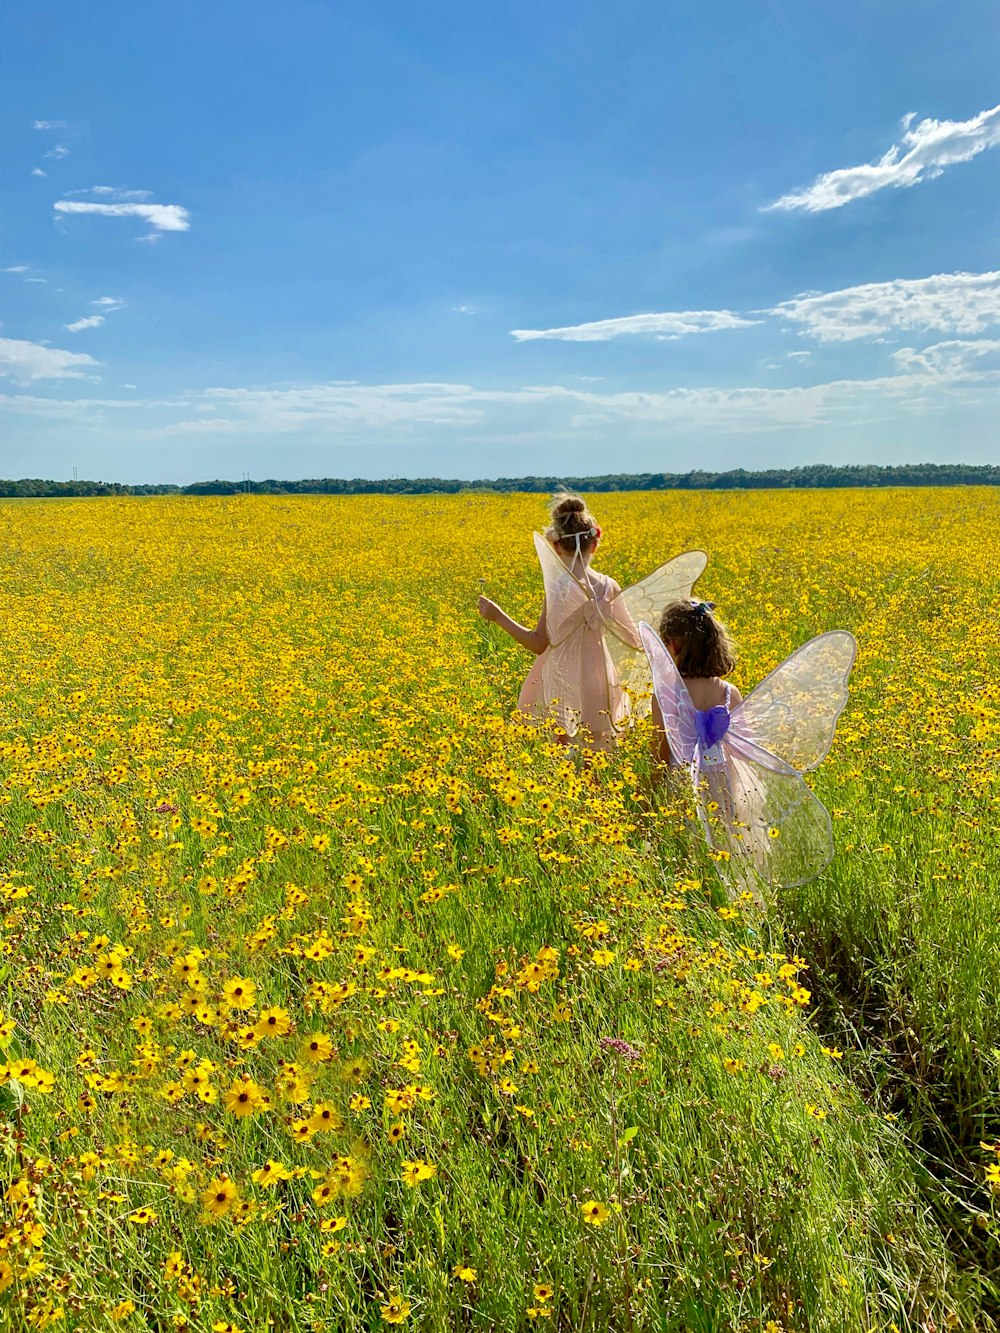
[0,491,997,1331]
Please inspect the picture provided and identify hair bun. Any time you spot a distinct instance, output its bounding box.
[553,495,585,516]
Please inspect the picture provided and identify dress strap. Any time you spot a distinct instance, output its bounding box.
[724,682,732,710]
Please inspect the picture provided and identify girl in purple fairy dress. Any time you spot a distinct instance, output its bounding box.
[645,598,856,889]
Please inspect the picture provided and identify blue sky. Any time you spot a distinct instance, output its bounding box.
[3,0,1000,483]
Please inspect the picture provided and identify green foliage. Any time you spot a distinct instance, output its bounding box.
[3,462,1000,497]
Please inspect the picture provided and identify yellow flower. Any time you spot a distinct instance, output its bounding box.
[224,1075,266,1118]
[254,1006,293,1039]
[401,1159,437,1187]
[300,1032,335,1064]
[380,1294,411,1324]
[580,1200,610,1226]
[201,1176,240,1218]
[307,1100,343,1133]
[252,1160,292,1186]
[222,977,257,1010]
[452,1265,477,1283]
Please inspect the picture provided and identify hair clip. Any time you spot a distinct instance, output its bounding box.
[694,601,716,615]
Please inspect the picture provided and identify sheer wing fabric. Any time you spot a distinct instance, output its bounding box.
[641,622,857,888]
[606,551,708,716]
[526,532,590,735]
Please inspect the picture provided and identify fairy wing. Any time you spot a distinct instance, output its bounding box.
[528,532,588,735]
[533,532,588,646]
[638,622,698,764]
[607,551,708,715]
[696,748,836,890]
[732,631,857,772]
[618,551,709,627]
[713,631,857,887]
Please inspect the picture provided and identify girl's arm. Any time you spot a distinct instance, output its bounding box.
[650,694,673,772]
[478,597,548,655]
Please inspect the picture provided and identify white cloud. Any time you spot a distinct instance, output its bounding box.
[0,338,99,383]
[67,186,153,201]
[65,315,105,333]
[892,338,1000,380]
[151,368,937,437]
[33,119,67,130]
[773,271,1000,341]
[768,103,1000,213]
[32,168,47,178]
[2,266,28,274]
[3,343,995,438]
[511,310,760,342]
[44,145,70,160]
[54,199,191,235]
[92,296,125,309]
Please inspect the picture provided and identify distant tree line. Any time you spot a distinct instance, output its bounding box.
[2,462,1000,498]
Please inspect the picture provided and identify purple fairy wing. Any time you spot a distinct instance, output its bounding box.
[606,551,708,717]
[639,622,698,764]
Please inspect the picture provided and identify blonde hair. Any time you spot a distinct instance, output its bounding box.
[545,492,599,555]
[658,599,736,679]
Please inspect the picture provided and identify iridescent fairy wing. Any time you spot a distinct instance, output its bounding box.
[696,748,836,889]
[713,631,857,887]
[638,622,698,764]
[733,630,857,771]
[607,552,708,715]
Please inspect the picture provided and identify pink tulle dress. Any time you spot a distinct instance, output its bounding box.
[516,534,707,751]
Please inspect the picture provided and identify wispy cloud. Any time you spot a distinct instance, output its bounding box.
[92,296,125,309]
[33,119,67,130]
[55,191,190,238]
[2,266,29,275]
[44,144,70,161]
[514,272,1000,350]
[511,310,760,342]
[32,167,47,178]
[4,339,998,438]
[773,272,1000,341]
[0,338,99,383]
[67,185,153,200]
[65,315,106,333]
[892,338,1000,380]
[767,103,1000,213]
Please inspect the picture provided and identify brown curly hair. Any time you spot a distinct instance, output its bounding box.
[658,599,736,679]
[545,492,600,555]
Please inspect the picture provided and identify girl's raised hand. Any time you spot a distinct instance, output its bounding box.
[477,595,501,623]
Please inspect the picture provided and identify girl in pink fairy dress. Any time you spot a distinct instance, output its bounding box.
[477,493,706,751]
